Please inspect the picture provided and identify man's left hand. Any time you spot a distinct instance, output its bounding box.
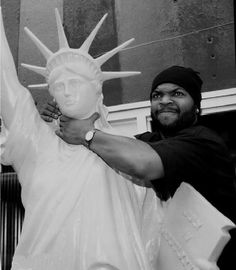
[55,113,100,145]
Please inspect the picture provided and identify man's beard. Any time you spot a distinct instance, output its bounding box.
[151,106,197,135]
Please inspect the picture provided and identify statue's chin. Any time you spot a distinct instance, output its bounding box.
[60,108,94,120]
[57,98,99,119]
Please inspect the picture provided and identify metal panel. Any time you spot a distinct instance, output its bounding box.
[1,173,25,270]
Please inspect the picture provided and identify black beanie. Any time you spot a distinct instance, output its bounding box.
[150,66,203,109]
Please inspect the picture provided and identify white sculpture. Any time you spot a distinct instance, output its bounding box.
[0,8,163,270]
[156,182,235,270]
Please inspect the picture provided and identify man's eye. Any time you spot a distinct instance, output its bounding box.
[174,91,184,97]
[152,92,161,99]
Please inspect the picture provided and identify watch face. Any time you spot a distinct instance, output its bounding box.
[85,130,94,141]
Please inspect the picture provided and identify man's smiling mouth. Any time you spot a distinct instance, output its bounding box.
[158,108,178,114]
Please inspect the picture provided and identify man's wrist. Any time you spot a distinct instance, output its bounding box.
[84,129,97,148]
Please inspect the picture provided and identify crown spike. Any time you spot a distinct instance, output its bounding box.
[80,13,108,53]
[21,63,47,77]
[24,27,53,60]
[22,12,140,89]
[28,83,48,89]
[55,8,69,49]
[102,71,141,81]
[95,38,135,66]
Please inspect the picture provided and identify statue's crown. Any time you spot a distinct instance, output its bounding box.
[21,9,140,89]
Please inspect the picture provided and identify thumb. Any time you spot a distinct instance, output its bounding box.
[55,129,63,139]
[89,112,100,123]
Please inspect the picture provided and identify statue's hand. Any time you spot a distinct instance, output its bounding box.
[40,100,61,122]
[56,113,100,145]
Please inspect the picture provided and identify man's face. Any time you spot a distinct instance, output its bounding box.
[49,66,101,119]
[150,83,197,133]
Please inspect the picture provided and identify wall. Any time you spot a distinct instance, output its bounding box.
[115,0,236,103]
[1,0,235,109]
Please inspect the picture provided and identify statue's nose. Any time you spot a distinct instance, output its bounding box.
[64,83,72,97]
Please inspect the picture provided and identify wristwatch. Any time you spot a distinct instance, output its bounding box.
[85,129,97,148]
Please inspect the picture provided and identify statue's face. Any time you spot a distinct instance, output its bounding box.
[49,65,101,119]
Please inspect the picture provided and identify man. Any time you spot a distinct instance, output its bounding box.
[42,66,236,269]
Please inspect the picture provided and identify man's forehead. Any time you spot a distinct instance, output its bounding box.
[154,83,185,92]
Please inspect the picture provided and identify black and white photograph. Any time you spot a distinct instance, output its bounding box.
[1,1,236,269]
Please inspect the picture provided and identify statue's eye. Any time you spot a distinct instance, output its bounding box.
[69,79,81,89]
[53,82,64,93]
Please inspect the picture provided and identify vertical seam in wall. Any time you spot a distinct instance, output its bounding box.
[111,0,122,104]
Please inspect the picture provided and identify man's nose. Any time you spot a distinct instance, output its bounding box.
[160,94,173,104]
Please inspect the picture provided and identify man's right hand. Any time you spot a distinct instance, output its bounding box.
[40,100,61,122]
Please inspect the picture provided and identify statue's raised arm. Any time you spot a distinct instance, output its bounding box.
[0,7,29,127]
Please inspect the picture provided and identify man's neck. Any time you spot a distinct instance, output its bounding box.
[159,118,198,139]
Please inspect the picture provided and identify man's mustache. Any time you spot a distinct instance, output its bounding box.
[157,106,180,114]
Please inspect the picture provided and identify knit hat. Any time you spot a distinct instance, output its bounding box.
[150,66,203,109]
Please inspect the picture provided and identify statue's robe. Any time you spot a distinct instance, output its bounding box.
[2,90,163,270]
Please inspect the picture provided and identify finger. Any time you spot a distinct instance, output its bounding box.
[50,100,58,106]
[59,121,64,128]
[41,115,54,122]
[48,102,61,114]
[40,106,54,115]
[53,102,62,115]
[60,115,72,122]
[89,112,100,123]
[40,103,59,119]
[55,129,64,139]
[45,102,57,112]
[43,100,60,114]
[41,110,59,119]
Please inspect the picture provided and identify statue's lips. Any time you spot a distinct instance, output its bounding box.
[64,100,76,106]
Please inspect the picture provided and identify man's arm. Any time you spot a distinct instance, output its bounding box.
[56,114,165,182]
[90,130,164,181]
